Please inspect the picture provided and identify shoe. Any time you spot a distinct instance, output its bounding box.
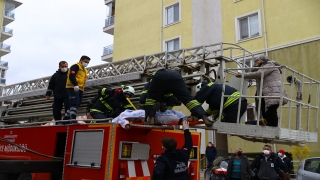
[202,115,214,127]
[144,117,155,125]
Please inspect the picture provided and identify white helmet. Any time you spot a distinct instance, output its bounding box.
[195,83,202,93]
[122,86,135,96]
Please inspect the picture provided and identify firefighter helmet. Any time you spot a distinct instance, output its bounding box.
[195,83,202,93]
[122,86,135,97]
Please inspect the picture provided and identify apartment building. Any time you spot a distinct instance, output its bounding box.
[221,0,320,158]
[0,0,22,94]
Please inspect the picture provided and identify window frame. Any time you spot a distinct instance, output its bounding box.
[164,1,181,27]
[164,36,181,52]
[235,10,262,42]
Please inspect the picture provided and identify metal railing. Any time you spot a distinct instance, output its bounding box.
[2,26,13,34]
[0,43,10,51]
[105,16,114,27]
[4,11,15,18]
[0,61,8,67]
[103,44,113,56]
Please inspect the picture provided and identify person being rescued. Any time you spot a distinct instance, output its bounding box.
[194,81,247,123]
[88,85,136,122]
[112,109,198,129]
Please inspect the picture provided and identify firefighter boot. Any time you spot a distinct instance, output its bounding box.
[202,115,214,127]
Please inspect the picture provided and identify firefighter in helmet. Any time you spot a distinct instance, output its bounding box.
[89,85,136,121]
[195,82,247,123]
[144,69,213,127]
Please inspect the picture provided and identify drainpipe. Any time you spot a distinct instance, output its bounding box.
[261,0,268,56]
[160,0,163,52]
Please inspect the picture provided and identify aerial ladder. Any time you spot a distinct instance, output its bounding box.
[0,42,318,147]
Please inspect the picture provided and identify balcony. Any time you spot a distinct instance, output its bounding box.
[3,11,15,26]
[101,44,113,62]
[105,0,114,5]
[0,43,11,57]
[103,16,114,35]
[0,61,8,69]
[1,26,13,41]
[0,78,5,85]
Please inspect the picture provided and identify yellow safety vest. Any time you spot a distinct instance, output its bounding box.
[66,62,88,91]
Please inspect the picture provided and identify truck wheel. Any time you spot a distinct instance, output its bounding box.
[17,173,32,180]
[0,174,8,180]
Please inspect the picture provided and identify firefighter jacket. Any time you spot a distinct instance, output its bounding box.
[66,62,88,91]
[153,129,192,180]
[46,69,68,98]
[139,81,174,109]
[195,82,241,116]
[90,87,134,117]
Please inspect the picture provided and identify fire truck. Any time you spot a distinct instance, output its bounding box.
[0,123,201,180]
[0,42,319,180]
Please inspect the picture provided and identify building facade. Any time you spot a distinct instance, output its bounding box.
[221,0,320,162]
[0,0,21,95]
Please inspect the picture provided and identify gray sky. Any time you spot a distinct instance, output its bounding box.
[4,0,113,84]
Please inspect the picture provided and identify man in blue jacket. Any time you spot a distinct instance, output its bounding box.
[46,61,69,121]
[153,121,192,180]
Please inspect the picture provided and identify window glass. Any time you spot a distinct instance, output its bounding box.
[166,3,179,25]
[239,18,249,39]
[166,38,180,51]
[304,159,320,173]
[250,15,259,36]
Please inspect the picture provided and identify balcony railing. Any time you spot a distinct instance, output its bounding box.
[0,61,8,67]
[103,44,113,56]
[0,43,11,51]
[105,16,114,27]
[0,78,6,84]
[4,11,15,18]
[2,26,13,34]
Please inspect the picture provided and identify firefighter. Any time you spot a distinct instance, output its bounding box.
[153,121,191,179]
[45,61,69,121]
[64,55,90,123]
[144,69,213,127]
[139,81,174,111]
[195,82,247,123]
[89,85,135,121]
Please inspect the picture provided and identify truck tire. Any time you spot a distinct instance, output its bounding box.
[17,173,32,180]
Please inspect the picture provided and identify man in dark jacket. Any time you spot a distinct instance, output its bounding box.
[205,142,217,168]
[140,81,174,111]
[278,149,293,180]
[153,121,192,180]
[226,148,255,180]
[251,145,288,180]
[46,61,69,121]
[89,86,135,121]
[195,82,247,123]
[144,69,213,127]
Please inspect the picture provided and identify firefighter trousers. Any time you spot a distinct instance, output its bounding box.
[222,99,247,123]
[52,97,69,120]
[64,89,83,121]
[147,69,206,118]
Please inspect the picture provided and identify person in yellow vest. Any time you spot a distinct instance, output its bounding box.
[63,55,90,123]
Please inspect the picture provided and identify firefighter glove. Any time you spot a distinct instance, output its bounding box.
[112,88,123,95]
[74,86,79,92]
[144,105,156,123]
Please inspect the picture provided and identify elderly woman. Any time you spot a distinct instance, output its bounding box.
[236,55,288,127]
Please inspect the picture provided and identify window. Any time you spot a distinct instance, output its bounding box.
[165,38,180,51]
[69,130,104,168]
[236,12,261,41]
[165,3,179,25]
[304,158,320,173]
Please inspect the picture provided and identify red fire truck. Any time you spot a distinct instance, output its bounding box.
[0,123,201,180]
